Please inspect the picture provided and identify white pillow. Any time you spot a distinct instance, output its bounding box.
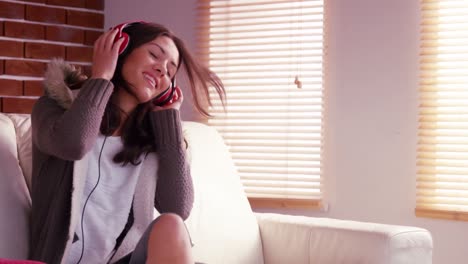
[0,113,30,259]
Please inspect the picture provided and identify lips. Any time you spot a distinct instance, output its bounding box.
[143,72,157,88]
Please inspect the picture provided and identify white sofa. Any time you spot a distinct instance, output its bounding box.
[0,112,433,264]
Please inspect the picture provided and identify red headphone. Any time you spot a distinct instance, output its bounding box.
[113,21,145,55]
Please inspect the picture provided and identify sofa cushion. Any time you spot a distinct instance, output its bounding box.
[6,114,32,193]
[183,122,264,264]
[0,113,31,259]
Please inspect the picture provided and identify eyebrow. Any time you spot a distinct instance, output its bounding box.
[151,43,178,69]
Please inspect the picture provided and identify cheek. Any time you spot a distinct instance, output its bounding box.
[120,63,133,82]
[161,78,172,90]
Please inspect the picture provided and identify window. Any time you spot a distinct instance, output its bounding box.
[197,0,326,209]
[417,0,468,221]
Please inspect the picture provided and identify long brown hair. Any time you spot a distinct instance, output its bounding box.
[101,22,225,165]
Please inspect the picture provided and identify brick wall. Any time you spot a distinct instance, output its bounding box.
[0,0,104,113]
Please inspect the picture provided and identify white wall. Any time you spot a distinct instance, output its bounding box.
[105,0,468,263]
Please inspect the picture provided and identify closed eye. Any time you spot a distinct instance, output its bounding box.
[168,66,176,78]
[150,51,158,59]
[167,71,174,78]
[149,50,175,78]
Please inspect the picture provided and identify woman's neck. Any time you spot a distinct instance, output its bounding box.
[114,88,138,114]
[111,88,138,136]
[112,113,128,136]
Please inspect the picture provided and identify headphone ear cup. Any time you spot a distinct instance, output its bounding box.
[118,32,130,55]
[113,21,146,55]
[112,22,130,55]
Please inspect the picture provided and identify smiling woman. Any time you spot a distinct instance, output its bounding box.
[28,21,225,264]
[120,36,179,105]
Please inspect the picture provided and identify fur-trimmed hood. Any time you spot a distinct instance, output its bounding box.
[43,58,88,109]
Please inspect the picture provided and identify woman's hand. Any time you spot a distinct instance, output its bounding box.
[152,86,184,111]
[91,28,124,80]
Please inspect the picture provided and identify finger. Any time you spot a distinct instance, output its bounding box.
[171,89,179,101]
[93,29,114,55]
[93,38,104,60]
[175,86,184,102]
[93,32,106,53]
[112,37,125,55]
[103,28,120,51]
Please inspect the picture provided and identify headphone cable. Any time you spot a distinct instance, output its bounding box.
[75,135,108,264]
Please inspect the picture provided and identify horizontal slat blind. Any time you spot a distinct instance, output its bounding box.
[417,0,468,221]
[197,0,325,206]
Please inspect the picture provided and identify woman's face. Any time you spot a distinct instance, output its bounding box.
[121,35,179,104]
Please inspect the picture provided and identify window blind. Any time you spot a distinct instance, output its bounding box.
[417,0,468,221]
[197,0,325,208]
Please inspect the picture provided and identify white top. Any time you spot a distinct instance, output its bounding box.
[66,134,143,264]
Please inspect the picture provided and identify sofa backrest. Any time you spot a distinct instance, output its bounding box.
[182,122,264,264]
[5,114,33,193]
[0,113,264,264]
[0,113,31,259]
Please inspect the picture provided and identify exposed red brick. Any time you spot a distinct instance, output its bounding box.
[4,21,45,40]
[0,2,25,19]
[0,80,23,96]
[25,42,65,60]
[24,80,44,96]
[5,60,46,77]
[0,22,4,36]
[46,25,84,43]
[66,46,93,62]
[0,40,24,57]
[67,10,103,29]
[26,5,66,24]
[47,0,85,8]
[0,60,4,74]
[85,0,104,10]
[84,30,102,45]
[2,97,37,114]
[0,98,2,112]
[22,0,46,3]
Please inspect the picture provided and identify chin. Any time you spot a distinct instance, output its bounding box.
[134,90,155,104]
[137,97,153,105]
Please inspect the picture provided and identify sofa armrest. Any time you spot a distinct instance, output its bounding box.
[0,113,31,259]
[255,213,432,264]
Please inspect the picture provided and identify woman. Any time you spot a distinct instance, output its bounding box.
[29,22,224,264]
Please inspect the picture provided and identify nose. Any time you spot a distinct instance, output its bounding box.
[153,61,167,77]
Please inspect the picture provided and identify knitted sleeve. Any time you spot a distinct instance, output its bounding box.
[31,78,114,161]
[149,109,194,220]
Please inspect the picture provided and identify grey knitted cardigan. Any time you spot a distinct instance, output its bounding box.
[28,60,193,264]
